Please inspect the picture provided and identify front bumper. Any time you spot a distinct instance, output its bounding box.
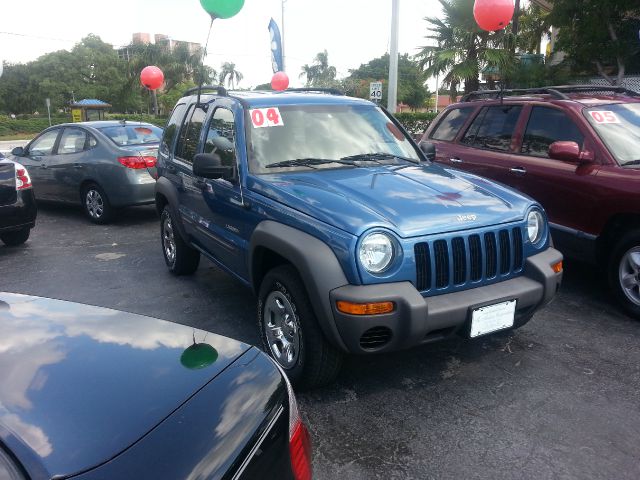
[0,189,37,232]
[329,248,563,354]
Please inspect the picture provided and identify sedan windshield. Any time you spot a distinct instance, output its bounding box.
[584,103,640,166]
[247,104,421,173]
[98,124,163,146]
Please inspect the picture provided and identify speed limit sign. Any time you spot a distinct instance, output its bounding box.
[369,82,382,102]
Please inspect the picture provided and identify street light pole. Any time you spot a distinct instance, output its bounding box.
[387,0,399,112]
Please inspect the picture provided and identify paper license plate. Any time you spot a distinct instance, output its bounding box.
[470,300,516,338]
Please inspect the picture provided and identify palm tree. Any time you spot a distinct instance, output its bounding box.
[219,62,243,90]
[415,0,514,97]
[518,4,550,55]
[299,50,337,87]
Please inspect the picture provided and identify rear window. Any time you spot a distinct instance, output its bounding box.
[98,125,162,146]
[430,107,475,141]
[461,105,522,152]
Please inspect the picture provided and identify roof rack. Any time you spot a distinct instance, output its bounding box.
[461,85,639,102]
[279,87,344,96]
[184,85,228,97]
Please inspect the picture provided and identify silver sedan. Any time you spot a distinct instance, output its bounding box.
[10,121,162,223]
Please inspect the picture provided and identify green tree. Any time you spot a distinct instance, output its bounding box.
[347,53,431,110]
[299,50,338,87]
[415,0,514,97]
[548,0,640,85]
[517,4,550,55]
[219,62,243,90]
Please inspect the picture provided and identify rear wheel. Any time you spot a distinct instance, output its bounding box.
[82,183,114,224]
[609,229,640,319]
[258,265,343,389]
[0,227,30,246]
[160,206,200,275]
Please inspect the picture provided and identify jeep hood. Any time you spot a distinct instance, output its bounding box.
[248,163,534,237]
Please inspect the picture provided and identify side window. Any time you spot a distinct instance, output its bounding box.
[521,107,585,158]
[176,105,207,164]
[88,135,97,148]
[204,108,237,167]
[58,128,87,154]
[28,130,59,156]
[430,107,475,141]
[160,103,187,155]
[461,105,522,152]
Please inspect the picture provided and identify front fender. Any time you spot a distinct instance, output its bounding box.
[250,221,349,352]
[155,177,188,242]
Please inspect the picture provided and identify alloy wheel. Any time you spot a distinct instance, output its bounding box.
[619,246,640,306]
[263,290,301,369]
[85,189,104,219]
[162,214,176,265]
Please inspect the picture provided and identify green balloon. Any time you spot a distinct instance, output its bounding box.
[180,343,219,370]
[200,0,244,19]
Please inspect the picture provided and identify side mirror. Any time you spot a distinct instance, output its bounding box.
[193,152,234,180]
[548,141,580,162]
[11,147,24,156]
[419,141,436,161]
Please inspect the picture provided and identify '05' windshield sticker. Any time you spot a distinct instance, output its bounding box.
[588,111,620,124]
[250,108,284,128]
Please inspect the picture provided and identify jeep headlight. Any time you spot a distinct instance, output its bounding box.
[359,233,394,274]
[527,210,545,244]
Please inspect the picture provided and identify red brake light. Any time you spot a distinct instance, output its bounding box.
[289,420,312,480]
[118,156,156,169]
[15,164,32,190]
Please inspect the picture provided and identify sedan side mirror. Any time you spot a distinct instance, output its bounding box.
[11,147,24,156]
[193,152,234,181]
[548,141,580,162]
[419,141,436,161]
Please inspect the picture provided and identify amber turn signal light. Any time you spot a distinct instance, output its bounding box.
[552,261,563,273]
[336,301,395,315]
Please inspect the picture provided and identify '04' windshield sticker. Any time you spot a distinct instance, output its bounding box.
[588,111,620,124]
[250,108,284,128]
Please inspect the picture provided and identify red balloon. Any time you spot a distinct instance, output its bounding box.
[473,0,515,31]
[140,66,164,90]
[271,71,289,91]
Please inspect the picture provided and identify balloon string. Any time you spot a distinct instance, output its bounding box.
[197,17,215,105]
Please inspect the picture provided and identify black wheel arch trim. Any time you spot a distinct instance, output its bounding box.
[155,177,189,243]
[249,220,350,352]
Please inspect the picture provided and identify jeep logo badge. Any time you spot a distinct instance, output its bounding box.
[457,214,477,222]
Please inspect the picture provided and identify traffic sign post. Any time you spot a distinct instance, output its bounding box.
[45,98,51,127]
[369,82,382,103]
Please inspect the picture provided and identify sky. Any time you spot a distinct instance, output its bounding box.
[1,0,442,89]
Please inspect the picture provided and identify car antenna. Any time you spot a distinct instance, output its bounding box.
[196,16,216,106]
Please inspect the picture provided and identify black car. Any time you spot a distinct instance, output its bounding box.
[0,293,312,480]
[9,121,161,224]
[0,157,36,246]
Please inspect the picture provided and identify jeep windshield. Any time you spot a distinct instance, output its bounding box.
[246,104,421,173]
[584,103,640,166]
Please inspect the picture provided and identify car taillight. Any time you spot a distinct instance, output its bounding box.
[118,156,157,169]
[282,371,312,480]
[15,163,32,190]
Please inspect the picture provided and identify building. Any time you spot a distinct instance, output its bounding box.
[116,33,202,63]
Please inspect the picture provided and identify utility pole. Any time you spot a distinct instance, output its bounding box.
[281,0,287,71]
[387,0,399,112]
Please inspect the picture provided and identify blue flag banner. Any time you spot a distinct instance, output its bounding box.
[269,18,283,73]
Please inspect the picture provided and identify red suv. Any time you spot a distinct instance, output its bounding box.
[420,85,640,319]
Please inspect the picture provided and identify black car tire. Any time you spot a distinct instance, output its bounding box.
[82,183,114,224]
[258,265,343,389]
[0,227,30,246]
[608,229,640,319]
[160,206,200,275]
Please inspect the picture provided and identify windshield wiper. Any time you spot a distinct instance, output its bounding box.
[340,152,418,164]
[265,158,356,169]
[622,159,640,166]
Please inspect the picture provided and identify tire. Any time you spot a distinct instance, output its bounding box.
[0,227,30,246]
[608,229,640,319]
[160,206,200,275]
[82,183,114,224]
[258,265,344,389]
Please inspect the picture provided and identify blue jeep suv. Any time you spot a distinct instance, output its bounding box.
[155,86,563,388]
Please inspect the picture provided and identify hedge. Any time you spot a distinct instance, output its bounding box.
[393,111,438,137]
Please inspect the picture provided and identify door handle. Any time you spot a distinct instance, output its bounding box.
[510,167,527,175]
[450,157,463,164]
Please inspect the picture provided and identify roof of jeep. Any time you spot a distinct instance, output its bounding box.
[180,90,374,108]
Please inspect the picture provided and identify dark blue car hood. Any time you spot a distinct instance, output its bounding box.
[248,163,533,237]
[0,293,251,479]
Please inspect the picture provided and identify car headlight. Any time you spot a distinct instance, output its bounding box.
[527,210,545,244]
[359,232,394,273]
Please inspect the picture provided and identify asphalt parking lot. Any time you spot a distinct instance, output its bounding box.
[2,204,640,480]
